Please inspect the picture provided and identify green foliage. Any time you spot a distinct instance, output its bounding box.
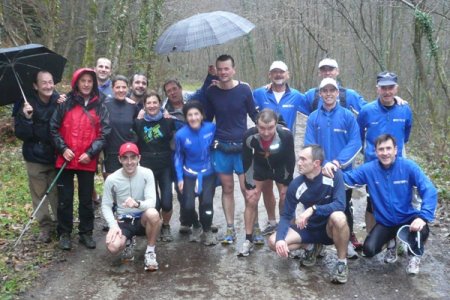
[414,9,438,57]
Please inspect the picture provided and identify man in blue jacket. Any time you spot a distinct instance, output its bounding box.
[358,72,413,233]
[252,61,309,237]
[305,78,362,258]
[340,134,437,275]
[268,145,350,284]
[304,58,367,115]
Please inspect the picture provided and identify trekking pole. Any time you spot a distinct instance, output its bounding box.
[13,161,68,248]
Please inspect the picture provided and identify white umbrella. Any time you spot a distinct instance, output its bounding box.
[155,11,255,54]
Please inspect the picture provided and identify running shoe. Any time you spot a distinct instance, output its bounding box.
[331,261,348,284]
[301,244,323,267]
[237,240,254,257]
[179,224,191,234]
[350,232,363,251]
[253,227,265,245]
[261,222,278,236]
[189,226,203,243]
[121,238,135,262]
[144,251,158,271]
[221,227,236,244]
[160,224,173,242]
[384,246,398,263]
[406,256,421,275]
[203,230,218,246]
[347,241,358,259]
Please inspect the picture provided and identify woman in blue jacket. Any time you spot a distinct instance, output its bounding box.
[174,101,217,245]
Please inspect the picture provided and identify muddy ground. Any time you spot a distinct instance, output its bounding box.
[18,114,450,300]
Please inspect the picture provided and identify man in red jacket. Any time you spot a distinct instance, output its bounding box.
[50,68,111,250]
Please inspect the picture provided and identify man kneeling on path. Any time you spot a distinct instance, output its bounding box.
[268,145,350,284]
[336,134,437,275]
[102,142,161,271]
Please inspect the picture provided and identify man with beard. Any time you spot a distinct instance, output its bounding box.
[252,61,309,239]
[128,73,148,110]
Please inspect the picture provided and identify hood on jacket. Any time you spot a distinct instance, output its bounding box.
[71,68,99,98]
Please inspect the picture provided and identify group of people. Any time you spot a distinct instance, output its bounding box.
[14,54,437,282]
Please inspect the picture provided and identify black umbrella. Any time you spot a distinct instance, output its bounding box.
[0,44,67,106]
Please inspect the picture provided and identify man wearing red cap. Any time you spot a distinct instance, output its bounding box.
[50,68,111,251]
[102,142,161,271]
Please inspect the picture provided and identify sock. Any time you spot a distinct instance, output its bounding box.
[268,219,277,226]
[227,224,234,230]
[246,234,253,242]
[305,244,314,251]
[338,258,347,265]
[387,238,396,249]
[146,245,155,253]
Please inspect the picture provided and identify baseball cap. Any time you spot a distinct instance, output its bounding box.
[397,225,425,256]
[269,61,288,72]
[119,142,140,156]
[319,78,338,90]
[377,71,398,86]
[318,58,338,69]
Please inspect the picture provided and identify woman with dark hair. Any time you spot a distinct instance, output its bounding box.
[103,75,139,178]
[174,101,217,245]
[134,91,177,242]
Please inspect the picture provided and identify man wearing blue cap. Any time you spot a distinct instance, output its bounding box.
[336,134,437,275]
[357,71,413,235]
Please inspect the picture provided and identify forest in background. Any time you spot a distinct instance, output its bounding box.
[0,0,449,173]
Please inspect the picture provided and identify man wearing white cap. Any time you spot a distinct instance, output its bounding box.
[305,78,362,259]
[253,61,309,238]
[304,58,367,115]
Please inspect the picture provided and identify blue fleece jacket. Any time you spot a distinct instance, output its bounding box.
[305,86,367,115]
[253,84,309,133]
[174,121,216,183]
[357,99,412,162]
[304,104,361,170]
[343,157,437,226]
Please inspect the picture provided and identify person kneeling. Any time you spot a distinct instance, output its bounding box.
[102,142,161,271]
[268,145,350,284]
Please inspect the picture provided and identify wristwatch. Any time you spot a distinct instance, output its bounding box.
[135,200,141,208]
[311,205,317,213]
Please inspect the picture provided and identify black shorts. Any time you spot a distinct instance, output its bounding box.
[253,165,291,186]
[118,218,146,239]
[103,152,122,174]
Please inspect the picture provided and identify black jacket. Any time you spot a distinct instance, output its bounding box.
[15,92,59,164]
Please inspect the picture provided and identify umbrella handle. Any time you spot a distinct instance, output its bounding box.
[12,67,29,105]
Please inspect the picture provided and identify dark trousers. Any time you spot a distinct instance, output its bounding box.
[172,165,199,226]
[345,189,354,233]
[181,174,216,231]
[363,221,430,257]
[56,169,95,236]
[153,167,173,213]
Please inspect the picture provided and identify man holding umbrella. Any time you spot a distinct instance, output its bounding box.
[14,70,60,243]
[50,68,111,250]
